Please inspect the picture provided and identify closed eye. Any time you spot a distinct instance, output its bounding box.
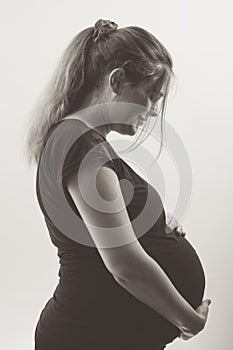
[148,92,164,101]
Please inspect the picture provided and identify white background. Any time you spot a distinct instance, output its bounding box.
[1,1,233,349]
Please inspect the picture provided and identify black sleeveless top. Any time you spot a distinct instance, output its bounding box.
[35,118,205,350]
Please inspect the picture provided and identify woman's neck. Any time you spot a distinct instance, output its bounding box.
[62,112,111,140]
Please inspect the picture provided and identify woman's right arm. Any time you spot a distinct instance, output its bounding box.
[66,164,210,338]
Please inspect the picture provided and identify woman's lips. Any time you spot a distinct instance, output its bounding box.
[138,119,144,125]
[133,114,147,128]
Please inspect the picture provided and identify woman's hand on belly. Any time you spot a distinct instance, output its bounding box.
[179,299,212,341]
[165,211,186,237]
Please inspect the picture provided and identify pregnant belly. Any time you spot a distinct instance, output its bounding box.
[36,234,205,348]
[101,234,206,347]
[147,234,206,307]
[120,233,206,346]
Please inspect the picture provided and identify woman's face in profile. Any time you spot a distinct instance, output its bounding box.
[108,75,166,136]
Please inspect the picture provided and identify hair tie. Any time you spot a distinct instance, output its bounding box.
[92,19,118,43]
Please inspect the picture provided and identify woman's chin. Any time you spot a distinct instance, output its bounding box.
[115,121,140,136]
[129,123,139,135]
[121,126,136,136]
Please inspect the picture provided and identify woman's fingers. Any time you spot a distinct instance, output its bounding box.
[179,332,191,341]
[196,299,212,318]
[165,212,186,237]
[165,212,176,233]
[179,299,212,341]
[176,224,186,237]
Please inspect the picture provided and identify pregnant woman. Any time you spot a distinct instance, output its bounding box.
[26,19,211,349]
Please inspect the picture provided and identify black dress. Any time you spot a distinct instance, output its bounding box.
[34,118,206,350]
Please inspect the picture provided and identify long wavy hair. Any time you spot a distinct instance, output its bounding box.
[24,20,174,166]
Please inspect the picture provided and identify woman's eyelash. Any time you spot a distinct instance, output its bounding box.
[149,93,156,98]
[148,92,163,100]
[148,92,158,100]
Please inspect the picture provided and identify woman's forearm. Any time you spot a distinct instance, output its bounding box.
[113,253,203,334]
